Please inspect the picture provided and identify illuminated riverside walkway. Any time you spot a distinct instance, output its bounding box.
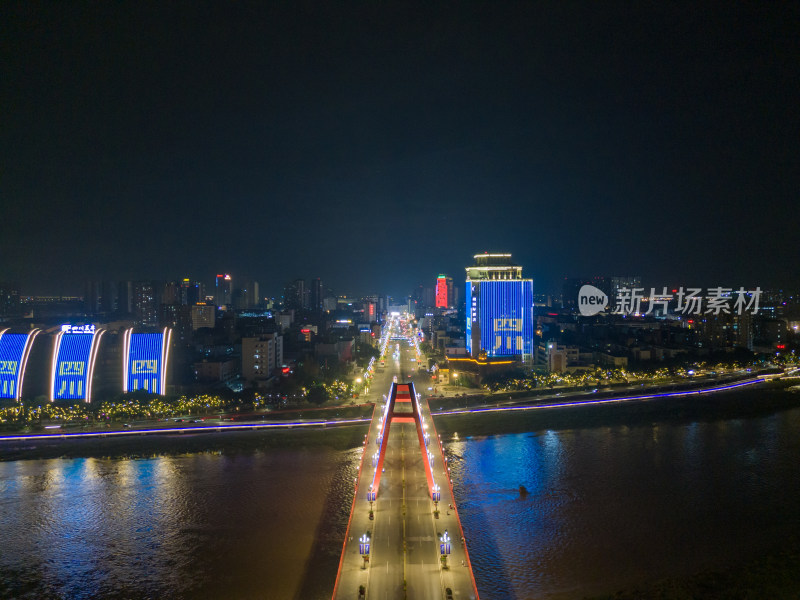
[332,377,479,600]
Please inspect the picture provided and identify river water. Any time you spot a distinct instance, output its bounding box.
[0,446,360,600]
[446,403,800,599]
[1,400,800,599]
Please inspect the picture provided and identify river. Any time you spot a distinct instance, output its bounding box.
[1,391,799,599]
[0,445,359,600]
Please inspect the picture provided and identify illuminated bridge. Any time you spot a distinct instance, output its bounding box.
[332,378,479,599]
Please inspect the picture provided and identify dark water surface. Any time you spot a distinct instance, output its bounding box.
[447,405,800,600]
[0,447,359,600]
[2,398,800,599]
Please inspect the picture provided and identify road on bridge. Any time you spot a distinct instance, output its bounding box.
[333,326,478,600]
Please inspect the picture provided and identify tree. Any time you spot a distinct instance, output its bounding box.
[481,369,528,392]
[354,341,379,367]
[307,385,328,405]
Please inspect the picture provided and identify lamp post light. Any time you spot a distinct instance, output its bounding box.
[359,533,371,569]
[439,530,451,569]
[432,483,441,517]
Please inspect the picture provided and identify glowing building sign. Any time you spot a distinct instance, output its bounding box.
[61,324,96,334]
[51,326,105,402]
[466,280,534,358]
[0,329,40,400]
[122,328,171,394]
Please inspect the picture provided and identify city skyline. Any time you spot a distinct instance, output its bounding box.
[5,260,798,303]
[3,4,799,297]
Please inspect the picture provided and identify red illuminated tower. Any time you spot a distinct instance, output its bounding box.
[435,275,449,308]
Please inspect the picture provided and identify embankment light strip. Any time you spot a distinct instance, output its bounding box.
[0,418,372,442]
[430,378,766,417]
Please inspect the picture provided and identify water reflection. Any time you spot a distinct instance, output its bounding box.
[0,448,360,600]
[2,408,799,600]
[450,407,800,600]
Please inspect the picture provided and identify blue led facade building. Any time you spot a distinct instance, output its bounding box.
[50,325,105,402]
[122,328,171,394]
[466,253,534,360]
[0,329,40,400]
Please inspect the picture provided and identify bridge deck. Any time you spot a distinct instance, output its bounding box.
[333,379,478,599]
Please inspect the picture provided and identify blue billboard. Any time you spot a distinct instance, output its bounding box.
[0,329,40,400]
[51,325,105,401]
[123,329,171,394]
[467,280,534,358]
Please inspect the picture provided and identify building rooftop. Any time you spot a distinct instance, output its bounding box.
[467,252,525,281]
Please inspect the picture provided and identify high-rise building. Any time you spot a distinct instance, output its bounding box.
[132,281,159,326]
[181,279,204,305]
[84,280,101,315]
[283,279,306,311]
[233,288,246,310]
[215,274,232,308]
[413,285,425,309]
[435,275,453,308]
[562,276,641,310]
[122,329,172,395]
[323,295,338,312]
[162,281,181,305]
[0,282,20,319]
[465,253,534,360]
[100,280,118,314]
[50,324,106,402]
[363,299,378,323]
[242,333,284,385]
[180,279,192,305]
[0,329,40,399]
[609,276,642,304]
[232,281,261,310]
[310,277,324,313]
[160,303,193,345]
[118,281,134,315]
[191,303,216,330]
[246,281,260,309]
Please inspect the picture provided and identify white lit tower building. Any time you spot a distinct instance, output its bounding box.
[465,253,535,362]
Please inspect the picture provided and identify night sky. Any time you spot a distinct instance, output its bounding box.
[3,3,799,297]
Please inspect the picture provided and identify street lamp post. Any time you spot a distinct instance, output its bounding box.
[359,533,371,569]
[439,530,451,569]
[432,483,441,518]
